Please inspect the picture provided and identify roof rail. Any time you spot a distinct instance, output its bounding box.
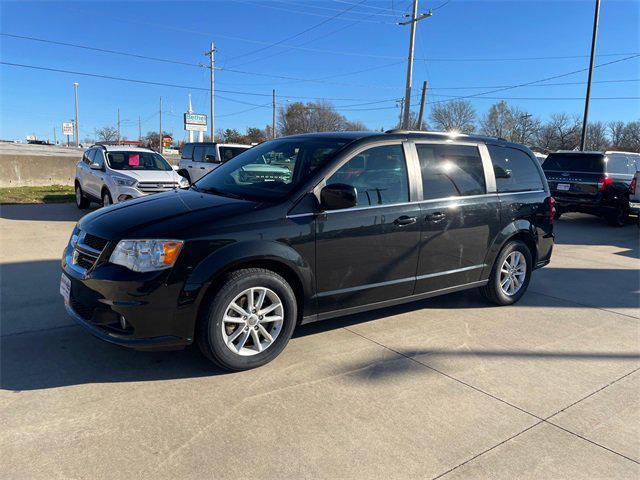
[90,144,108,150]
[384,129,459,135]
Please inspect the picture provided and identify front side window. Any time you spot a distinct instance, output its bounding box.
[84,149,96,165]
[489,145,544,193]
[93,149,105,168]
[106,151,172,171]
[194,137,348,201]
[416,144,485,199]
[327,144,408,206]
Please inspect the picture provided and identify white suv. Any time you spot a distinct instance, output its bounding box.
[178,142,252,183]
[74,145,188,209]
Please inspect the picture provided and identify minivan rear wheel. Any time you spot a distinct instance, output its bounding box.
[480,240,532,306]
[196,268,298,371]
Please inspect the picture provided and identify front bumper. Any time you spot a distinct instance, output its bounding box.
[62,242,196,351]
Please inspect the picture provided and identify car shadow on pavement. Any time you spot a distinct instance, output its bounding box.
[1,255,637,391]
[554,213,639,259]
[0,203,95,222]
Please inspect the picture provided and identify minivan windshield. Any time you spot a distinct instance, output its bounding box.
[542,153,604,173]
[193,137,348,201]
[107,151,173,171]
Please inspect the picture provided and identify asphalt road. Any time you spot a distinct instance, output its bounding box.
[1,204,639,479]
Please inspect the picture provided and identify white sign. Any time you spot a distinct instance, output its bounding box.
[184,113,207,131]
[62,122,74,136]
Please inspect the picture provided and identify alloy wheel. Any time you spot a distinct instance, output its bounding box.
[499,251,526,296]
[221,287,284,356]
[75,186,82,207]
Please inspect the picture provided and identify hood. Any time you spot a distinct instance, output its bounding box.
[111,169,181,183]
[79,188,263,240]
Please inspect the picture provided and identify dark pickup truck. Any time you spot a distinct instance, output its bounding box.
[543,151,639,226]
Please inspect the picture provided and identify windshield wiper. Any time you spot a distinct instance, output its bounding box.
[195,186,244,199]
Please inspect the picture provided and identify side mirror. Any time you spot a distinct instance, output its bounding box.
[204,154,220,163]
[320,183,357,211]
[90,162,103,171]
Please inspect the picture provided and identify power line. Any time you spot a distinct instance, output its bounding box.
[0,33,204,69]
[432,0,452,11]
[233,0,397,23]
[225,0,369,65]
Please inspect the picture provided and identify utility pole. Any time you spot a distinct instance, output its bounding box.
[417,80,428,130]
[399,1,431,129]
[73,82,79,147]
[580,0,601,151]
[138,116,142,142]
[117,108,121,144]
[53,126,57,145]
[159,96,163,154]
[206,42,215,142]
[272,89,277,139]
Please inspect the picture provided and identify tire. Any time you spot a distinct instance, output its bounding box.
[75,183,90,209]
[102,189,113,207]
[479,240,533,306]
[606,201,629,227]
[196,268,298,371]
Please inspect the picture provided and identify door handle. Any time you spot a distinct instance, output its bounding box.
[394,215,417,226]
[199,167,206,170]
[426,212,446,222]
[187,165,193,168]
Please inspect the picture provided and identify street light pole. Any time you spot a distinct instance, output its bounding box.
[399,1,431,129]
[73,82,79,147]
[159,96,163,155]
[580,0,601,151]
[207,42,215,142]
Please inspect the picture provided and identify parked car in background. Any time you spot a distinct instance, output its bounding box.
[542,150,639,226]
[178,142,252,183]
[630,169,640,223]
[61,130,554,371]
[74,145,188,209]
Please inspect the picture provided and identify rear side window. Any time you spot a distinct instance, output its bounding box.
[542,153,604,173]
[488,146,544,193]
[328,145,408,206]
[181,144,194,160]
[416,144,486,199]
[219,146,248,163]
[194,145,217,163]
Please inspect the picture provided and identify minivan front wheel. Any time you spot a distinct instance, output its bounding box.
[480,240,532,306]
[197,268,297,371]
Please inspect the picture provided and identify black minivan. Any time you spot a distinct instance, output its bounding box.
[61,131,554,370]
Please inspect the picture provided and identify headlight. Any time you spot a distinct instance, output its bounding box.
[109,239,183,272]
[178,176,189,188]
[113,176,137,187]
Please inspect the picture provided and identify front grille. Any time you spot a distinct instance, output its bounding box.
[83,233,109,251]
[71,231,109,272]
[137,182,178,193]
[70,297,95,321]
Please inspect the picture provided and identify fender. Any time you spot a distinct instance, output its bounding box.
[481,219,537,279]
[182,239,315,316]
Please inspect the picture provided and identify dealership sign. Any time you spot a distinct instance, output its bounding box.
[184,113,207,131]
[62,122,74,136]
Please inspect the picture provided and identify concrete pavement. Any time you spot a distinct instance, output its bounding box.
[1,204,638,479]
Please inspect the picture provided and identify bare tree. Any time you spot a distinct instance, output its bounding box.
[542,113,582,150]
[143,131,170,151]
[480,100,513,139]
[608,121,625,149]
[585,121,609,151]
[510,108,540,145]
[278,100,363,135]
[620,121,640,152]
[95,126,118,143]
[429,100,476,134]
